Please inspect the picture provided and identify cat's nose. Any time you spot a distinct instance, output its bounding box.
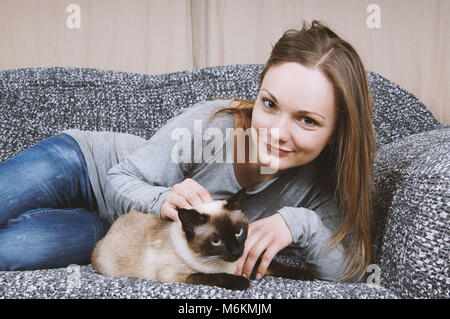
[231,247,242,258]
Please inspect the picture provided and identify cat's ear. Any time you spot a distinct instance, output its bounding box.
[224,188,248,211]
[178,208,209,239]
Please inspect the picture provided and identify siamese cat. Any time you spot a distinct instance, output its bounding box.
[91,189,315,290]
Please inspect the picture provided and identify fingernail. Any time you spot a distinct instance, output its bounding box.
[256,273,261,280]
[242,273,247,279]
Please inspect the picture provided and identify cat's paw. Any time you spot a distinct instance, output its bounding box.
[290,267,316,281]
[227,275,251,291]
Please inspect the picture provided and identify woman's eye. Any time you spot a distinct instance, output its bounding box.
[235,228,243,237]
[300,117,317,127]
[262,98,276,109]
[211,239,222,246]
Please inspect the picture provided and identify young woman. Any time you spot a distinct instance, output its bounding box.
[0,21,375,282]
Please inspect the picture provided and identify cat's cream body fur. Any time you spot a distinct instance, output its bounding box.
[92,193,315,290]
[92,203,239,283]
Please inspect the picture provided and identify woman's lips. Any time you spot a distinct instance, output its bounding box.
[266,143,293,157]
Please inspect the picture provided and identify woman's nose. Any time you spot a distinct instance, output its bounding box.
[271,116,291,144]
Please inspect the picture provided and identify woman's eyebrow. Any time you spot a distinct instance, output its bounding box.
[261,88,327,120]
[261,88,279,103]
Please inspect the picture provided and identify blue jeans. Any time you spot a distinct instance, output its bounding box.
[0,133,110,271]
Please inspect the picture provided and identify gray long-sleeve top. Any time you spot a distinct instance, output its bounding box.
[61,99,347,281]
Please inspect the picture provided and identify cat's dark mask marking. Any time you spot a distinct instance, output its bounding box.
[176,189,250,262]
[199,214,248,262]
[177,206,248,262]
[178,208,209,241]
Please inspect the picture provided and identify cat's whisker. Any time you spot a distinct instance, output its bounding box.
[203,255,224,265]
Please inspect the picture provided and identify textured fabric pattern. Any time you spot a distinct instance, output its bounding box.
[0,65,263,162]
[367,73,444,147]
[0,65,448,298]
[372,128,449,298]
[0,264,399,299]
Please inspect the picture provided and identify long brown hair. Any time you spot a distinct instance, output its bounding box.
[214,20,375,281]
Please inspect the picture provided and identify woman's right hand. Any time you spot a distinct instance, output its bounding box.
[160,178,213,222]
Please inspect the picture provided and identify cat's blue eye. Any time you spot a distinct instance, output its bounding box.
[235,228,243,237]
[211,239,222,246]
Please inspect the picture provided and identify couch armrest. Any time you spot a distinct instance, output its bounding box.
[371,127,449,298]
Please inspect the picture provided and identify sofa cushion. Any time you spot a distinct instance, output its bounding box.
[367,73,443,147]
[0,65,262,162]
[0,264,400,299]
[371,127,450,298]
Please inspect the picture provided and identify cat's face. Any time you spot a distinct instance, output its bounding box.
[178,191,249,263]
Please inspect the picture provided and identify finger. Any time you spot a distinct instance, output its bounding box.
[242,236,271,279]
[183,190,204,208]
[234,254,246,276]
[255,246,278,279]
[195,184,214,202]
[184,179,213,204]
[234,228,260,276]
[163,204,180,222]
[195,182,214,203]
[173,183,203,208]
[234,247,249,276]
[167,192,192,209]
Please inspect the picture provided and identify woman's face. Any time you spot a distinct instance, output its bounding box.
[251,62,337,172]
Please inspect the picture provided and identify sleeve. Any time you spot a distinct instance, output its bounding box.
[104,99,233,219]
[104,104,204,218]
[278,195,350,282]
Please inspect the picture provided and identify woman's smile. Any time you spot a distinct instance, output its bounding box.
[265,142,294,157]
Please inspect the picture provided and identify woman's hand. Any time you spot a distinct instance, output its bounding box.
[160,178,213,222]
[235,213,293,279]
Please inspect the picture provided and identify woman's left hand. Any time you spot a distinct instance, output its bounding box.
[235,213,293,280]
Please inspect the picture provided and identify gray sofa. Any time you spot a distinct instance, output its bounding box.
[0,64,448,299]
